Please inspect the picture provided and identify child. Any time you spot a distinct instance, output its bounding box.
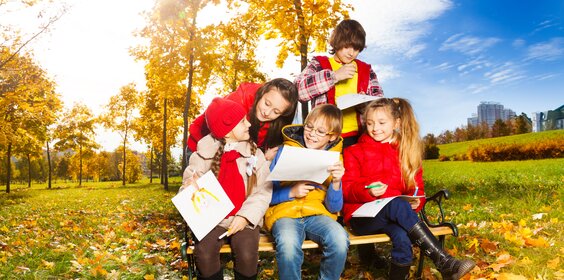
[180,98,273,280]
[188,78,299,160]
[265,104,349,280]
[341,98,475,280]
[295,19,384,148]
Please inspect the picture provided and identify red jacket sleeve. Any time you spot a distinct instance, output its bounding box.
[342,147,385,204]
[413,168,426,213]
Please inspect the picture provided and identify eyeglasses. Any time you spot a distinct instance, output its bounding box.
[304,123,333,137]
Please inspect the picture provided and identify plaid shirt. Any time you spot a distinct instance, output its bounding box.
[295,56,384,107]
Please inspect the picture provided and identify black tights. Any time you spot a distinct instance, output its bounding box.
[194,226,260,278]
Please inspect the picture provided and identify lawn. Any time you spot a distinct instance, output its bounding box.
[1,158,562,279]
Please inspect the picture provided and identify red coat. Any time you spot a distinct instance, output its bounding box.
[342,133,425,225]
[187,83,270,151]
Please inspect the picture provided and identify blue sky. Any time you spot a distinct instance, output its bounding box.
[348,0,564,135]
[3,0,563,152]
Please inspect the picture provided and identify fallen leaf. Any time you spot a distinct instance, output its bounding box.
[497,273,527,280]
[144,274,155,280]
[480,238,498,254]
[547,257,560,269]
[41,259,55,269]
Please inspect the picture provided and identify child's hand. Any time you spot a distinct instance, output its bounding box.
[290,182,315,198]
[328,161,345,188]
[334,63,357,82]
[227,216,249,236]
[264,146,279,161]
[409,198,421,210]
[367,181,387,197]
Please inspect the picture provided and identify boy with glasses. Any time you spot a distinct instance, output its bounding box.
[265,104,349,280]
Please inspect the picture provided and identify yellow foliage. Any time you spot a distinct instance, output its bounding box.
[144,274,155,280]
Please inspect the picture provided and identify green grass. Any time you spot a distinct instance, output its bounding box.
[422,158,563,279]
[437,130,564,157]
[1,158,563,279]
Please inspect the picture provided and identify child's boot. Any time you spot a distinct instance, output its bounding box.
[234,270,256,280]
[408,221,475,280]
[198,269,223,280]
[389,261,410,280]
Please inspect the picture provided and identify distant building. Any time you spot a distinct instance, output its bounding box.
[472,101,515,127]
[467,113,478,126]
[532,105,564,132]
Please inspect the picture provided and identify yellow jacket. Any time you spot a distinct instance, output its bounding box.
[264,125,343,231]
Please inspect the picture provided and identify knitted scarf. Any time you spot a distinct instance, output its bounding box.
[218,150,246,218]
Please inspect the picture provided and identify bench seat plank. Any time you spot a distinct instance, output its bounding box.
[185,226,454,254]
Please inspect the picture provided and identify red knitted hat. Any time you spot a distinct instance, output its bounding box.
[205,97,247,138]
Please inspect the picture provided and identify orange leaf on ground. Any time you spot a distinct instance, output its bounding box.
[524,237,549,247]
[144,274,155,280]
[479,238,498,254]
[463,204,473,211]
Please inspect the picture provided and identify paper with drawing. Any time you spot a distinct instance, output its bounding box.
[267,146,340,184]
[352,196,425,217]
[336,93,382,110]
[171,171,234,241]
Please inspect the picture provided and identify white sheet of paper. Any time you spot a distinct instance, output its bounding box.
[336,93,382,110]
[171,171,234,241]
[352,196,425,217]
[267,146,340,184]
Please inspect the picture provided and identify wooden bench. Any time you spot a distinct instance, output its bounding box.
[181,189,458,279]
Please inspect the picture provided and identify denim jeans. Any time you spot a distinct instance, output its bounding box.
[350,198,419,265]
[272,215,349,280]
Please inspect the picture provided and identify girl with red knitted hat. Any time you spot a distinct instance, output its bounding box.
[180,97,272,280]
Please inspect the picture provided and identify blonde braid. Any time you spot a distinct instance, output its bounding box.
[246,139,257,196]
[210,138,226,177]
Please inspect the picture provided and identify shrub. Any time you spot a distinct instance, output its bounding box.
[424,144,440,159]
[467,139,564,162]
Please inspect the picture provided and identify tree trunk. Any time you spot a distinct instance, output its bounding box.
[47,141,52,189]
[6,143,11,193]
[79,145,83,186]
[182,1,200,172]
[27,153,31,188]
[294,0,309,120]
[122,134,127,186]
[162,98,168,191]
[150,145,153,184]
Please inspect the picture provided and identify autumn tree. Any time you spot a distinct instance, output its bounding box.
[0,46,62,192]
[245,0,351,117]
[99,83,141,186]
[54,103,99,186]
[513,113,531,134]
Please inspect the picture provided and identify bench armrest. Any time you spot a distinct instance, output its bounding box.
[419,189,458,237]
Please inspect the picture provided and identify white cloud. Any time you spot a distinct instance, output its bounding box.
[440,33,501,55]
[483,62,525,85]
[526,37,564,61]
[348,0,452,57]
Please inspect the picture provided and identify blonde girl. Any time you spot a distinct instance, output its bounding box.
[342,98,475,280]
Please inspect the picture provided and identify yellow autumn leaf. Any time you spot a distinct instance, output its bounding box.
[525,237,549,247]
[144,274,155,280]
[518,219,526,227]
[463,204,473,211]
[547,257,560,269]
[41,259,55,269]
[504,232,525,246]
[0,226,8,233]
[497,273,527,280]
[466,237,479,252]
[519,256,532,265]
[170,240,181,250]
